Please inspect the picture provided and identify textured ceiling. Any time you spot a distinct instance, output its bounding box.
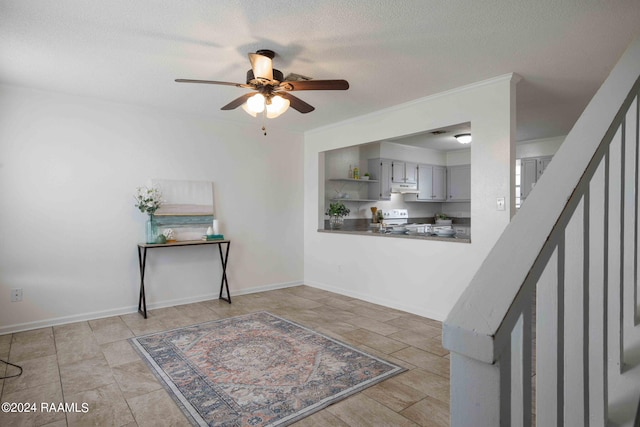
[1,1,639,141]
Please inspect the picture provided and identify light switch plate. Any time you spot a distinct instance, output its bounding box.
[11,288,23,302]
[497,197,506,211]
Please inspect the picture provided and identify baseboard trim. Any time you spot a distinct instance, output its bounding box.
[232,281,302,296]
[0,280,304,335]
[304,280,447,322]
[0,280,443,334]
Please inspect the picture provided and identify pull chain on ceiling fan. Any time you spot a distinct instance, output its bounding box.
[175,49,349,134]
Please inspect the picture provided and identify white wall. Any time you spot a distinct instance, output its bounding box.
[380,142,447,165]
[0,85,304,333]
[516,136,565,158]
[446,149,472,166]
[304,74,519,321]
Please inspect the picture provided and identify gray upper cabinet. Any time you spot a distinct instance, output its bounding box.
[520,156,552,203]
[405,162,418,184]
[391,161,418,184]
[404,164,446,202]
[447,164,471,202]
[432,165,447,201]
[538,157,552,178]
[420,164,446,201]
[367,158,392,200]
[520,158,538,201]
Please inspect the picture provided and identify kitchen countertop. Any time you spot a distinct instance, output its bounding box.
[318,217,471,243]
[317,228,471,243]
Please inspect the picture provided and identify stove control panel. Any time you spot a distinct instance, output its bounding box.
[381,209,409,219]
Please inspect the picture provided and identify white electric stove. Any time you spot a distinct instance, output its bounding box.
[379,209,447,235]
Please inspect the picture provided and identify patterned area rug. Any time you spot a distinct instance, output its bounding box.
[131,311,405,426]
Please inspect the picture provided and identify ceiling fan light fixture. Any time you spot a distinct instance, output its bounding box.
[241,103,257,117]
[246,93,265,114]
[455,133,472,144]
[176,48,349,126]
[266,95,290,118]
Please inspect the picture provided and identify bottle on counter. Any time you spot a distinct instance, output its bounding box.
[353,167,360,179]
[348,165,353,179]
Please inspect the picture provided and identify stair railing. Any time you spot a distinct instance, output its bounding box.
[443,37,640,427]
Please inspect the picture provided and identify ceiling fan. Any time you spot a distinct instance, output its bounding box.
[175,49,349,120]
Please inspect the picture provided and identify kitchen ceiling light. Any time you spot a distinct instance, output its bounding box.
[455,133,472,144]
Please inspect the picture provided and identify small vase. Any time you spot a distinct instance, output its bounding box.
[146,214,159,244]
[329,216,344,229]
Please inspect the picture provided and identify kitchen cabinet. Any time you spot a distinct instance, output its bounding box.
[404,164,446,202]
[404,163,470,203]
[520,158,537,201]
[539,157,552,177]
[432,166,447,201]
[447,164,471,202]
[519,156,552,203]
[391,161,418,184]
[367,158,392,200]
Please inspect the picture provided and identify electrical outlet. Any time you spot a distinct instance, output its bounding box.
[497,197,506,211]
[11,288,23,302]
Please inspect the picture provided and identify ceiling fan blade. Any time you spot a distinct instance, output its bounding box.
[248,53,273,81]
[279,79,349,91]
[175,79,253,88]
[221,93,254,110]
[278,92,315,114]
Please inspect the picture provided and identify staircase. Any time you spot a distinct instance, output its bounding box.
[443,37,640,427]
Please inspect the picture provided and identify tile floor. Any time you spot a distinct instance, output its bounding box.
[0,286,450,427]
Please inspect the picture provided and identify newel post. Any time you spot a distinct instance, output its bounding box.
[450,352,503,427]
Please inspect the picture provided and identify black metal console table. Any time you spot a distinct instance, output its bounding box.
[137,239,231,318]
